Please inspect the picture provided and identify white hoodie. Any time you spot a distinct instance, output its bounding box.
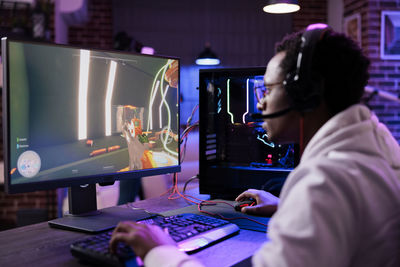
[253,104,400,267]
[145,104,400,267]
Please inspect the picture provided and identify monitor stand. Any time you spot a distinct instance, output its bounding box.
[48,184,150,233]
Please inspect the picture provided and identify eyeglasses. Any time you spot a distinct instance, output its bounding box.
[254,81,284,103]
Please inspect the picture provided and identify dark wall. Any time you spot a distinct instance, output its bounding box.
[112,0,293,124]
[112,0,293,67]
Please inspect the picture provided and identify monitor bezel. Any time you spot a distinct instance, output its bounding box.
[2,37,181,194]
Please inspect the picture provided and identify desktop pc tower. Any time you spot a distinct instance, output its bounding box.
[199,68,298,199]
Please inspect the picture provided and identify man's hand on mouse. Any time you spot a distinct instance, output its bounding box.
[235,189,279,217]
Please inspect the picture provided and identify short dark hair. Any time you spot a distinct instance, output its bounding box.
[275,29,370,115]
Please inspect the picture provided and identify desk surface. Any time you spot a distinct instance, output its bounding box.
[0,192,267,267]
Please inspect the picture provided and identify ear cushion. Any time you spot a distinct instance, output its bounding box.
[284,71,321,111]
[284,28,330,112]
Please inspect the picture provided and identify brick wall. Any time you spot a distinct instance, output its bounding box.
[0,187,57,230]
[346,0,400,142]
[68,0,113,49]
[293,0,328,32]
[293,0,400,143]
[0,2,57,231]
[1,0,114,231]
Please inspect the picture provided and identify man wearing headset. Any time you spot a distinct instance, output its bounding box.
[109,25,400,267]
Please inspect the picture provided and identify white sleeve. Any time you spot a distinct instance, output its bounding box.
[252,163,358,267]
[144,245,205,267]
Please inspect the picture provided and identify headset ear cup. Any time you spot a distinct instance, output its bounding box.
[284,71,301,109]
[283,27,330,112]
[284,71,321,111]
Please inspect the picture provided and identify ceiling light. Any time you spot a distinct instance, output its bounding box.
[195,44,220,66]
[263,0,300,14]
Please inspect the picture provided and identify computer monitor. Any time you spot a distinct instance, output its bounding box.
[199,68,298,199]
[1,37,180,232]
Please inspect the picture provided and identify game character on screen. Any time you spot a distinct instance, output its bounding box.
[122,118,155,170]
[165,60,178,88]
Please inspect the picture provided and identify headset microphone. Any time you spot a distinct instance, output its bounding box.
[250,107,293,120]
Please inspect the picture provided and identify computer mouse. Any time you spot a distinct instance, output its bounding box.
[234,199,256,211]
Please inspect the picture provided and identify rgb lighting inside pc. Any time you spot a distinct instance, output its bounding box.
[199,68,298,199]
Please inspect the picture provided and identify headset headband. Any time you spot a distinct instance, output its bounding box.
[284,24,331,111]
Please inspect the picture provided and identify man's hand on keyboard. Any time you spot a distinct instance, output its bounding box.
[109,221,176,259]
[235,189,279,217]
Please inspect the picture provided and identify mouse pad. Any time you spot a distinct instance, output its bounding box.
[160,199,270,233]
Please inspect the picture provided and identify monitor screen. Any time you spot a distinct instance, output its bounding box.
[2,38,180,194]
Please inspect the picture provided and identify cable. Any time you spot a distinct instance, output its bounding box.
[299,117,304,155]
[164,172,269,228]
[180,122,199,142]
[180,121,199,163]
[163,108,199,197]
[125,202,165,217]
[186,104,199,126]
[182,174,199,193]
[179,103,200,162]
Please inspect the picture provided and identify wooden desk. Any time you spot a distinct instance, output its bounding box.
[0,193,267,267]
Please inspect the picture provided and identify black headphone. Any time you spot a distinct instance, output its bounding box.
[283,25,331,112]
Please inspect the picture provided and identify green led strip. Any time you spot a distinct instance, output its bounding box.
[227,79,234,124]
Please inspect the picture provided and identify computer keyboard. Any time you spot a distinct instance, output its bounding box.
[71,230,137,267]
[70,213,240,266]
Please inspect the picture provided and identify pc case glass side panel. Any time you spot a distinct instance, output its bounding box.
[7,40,180,188]
[199,68,296,198]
